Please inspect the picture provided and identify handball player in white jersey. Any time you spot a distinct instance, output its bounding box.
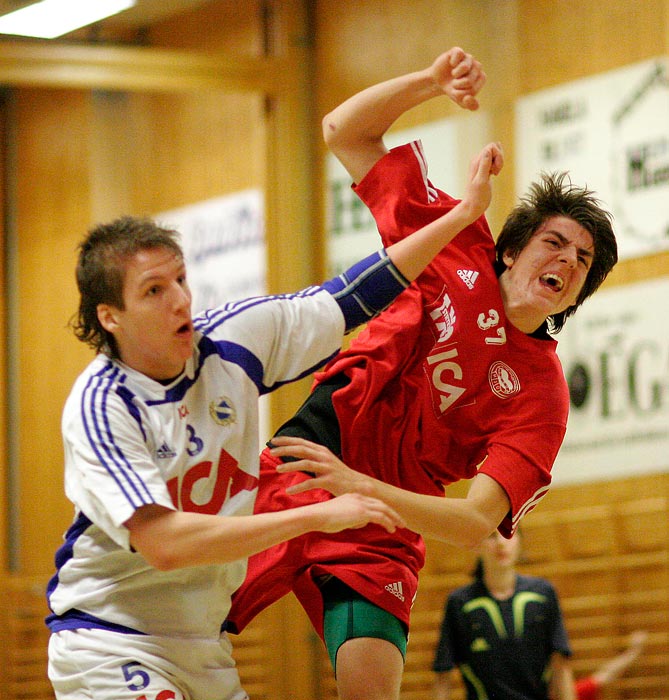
[46,109,501,700]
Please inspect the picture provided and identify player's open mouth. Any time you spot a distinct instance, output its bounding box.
[539,273,564,292]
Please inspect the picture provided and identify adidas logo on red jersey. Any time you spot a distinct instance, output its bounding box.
[457,269,479,289]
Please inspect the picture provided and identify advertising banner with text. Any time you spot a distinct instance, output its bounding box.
[158,189,265,314]
[554,277,669,484]
[516,56,669,261]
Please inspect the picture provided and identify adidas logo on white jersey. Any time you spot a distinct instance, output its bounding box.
[385,581,405,602]
[457,269,479,290]
[156,442,177,459]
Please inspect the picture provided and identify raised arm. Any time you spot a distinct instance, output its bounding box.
[591,630,648,686]
[322,46,486,184]
[321,141,502,333]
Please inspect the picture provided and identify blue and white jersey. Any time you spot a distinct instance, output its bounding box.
[47,287,344,641]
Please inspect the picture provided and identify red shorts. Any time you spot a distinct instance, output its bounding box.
[227,448,426,638]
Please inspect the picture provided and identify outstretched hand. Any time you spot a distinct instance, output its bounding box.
[459,141,504,222]
[311,492,405,534]
[430,47,486,111]
[268,436,404,533]
[270,436,376,498]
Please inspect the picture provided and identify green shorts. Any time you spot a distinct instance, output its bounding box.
[321,577,408,673]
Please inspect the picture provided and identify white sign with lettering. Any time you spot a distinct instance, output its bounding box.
[554,277,669,483]
[158,190,265,314]
[516,56,669,261]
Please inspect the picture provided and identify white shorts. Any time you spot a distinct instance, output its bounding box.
[48,628,249,700]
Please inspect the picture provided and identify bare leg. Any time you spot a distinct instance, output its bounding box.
[335,637,404,700]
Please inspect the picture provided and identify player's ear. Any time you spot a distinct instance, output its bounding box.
[97,304,120,333]
[502,249,516,268]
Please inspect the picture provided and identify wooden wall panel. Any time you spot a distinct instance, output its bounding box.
[0,575,53,700]
[0,92,7,567]
[13,88,95,575]
[518,0,668,91]
[148,0,263,54]
[122,90,265,215]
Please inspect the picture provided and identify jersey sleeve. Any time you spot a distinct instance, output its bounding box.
[480,345,569,538]
[481,420,563,537]
[197,288,346,396]
[547,581,572,657]
[432,593,460,672]
[353,141,462,247]
[62,373,176,550]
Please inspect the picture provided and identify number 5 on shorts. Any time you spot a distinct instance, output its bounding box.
[121,661,178,699]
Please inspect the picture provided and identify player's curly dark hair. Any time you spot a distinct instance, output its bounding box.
[71,215,183,358]
[495,172,618,333]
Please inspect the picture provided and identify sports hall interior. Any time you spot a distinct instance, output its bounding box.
[0,1,667,698]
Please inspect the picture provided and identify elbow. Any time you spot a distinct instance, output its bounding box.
[460,520,498,550]
[322,111,341,150]
[132,538,184,572]
[143,546,183,572]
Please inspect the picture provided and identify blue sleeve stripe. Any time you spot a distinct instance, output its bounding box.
[258,346,341,395]
[193,286,323,335]
[322,249,410,332]
[80,366,155,508]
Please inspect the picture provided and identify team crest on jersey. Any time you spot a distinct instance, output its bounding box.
[471,637,491,652]
[488,361,521,398]
[209,396,237,426]
[428,290,457,343]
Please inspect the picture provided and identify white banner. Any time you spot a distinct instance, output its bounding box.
[554,278,669,484]
[157,191,269,440]
[157,190,265,314]
[326,113,490,274]
[516,56,669,261]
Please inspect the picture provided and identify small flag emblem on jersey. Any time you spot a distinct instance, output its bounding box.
[209,396,237,426]
[385,581,405,602]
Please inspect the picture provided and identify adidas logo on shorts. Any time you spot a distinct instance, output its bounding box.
[385,581,405,602]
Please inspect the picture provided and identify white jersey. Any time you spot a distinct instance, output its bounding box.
[47,287,344,641]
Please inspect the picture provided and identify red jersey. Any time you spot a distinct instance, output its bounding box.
[319,141,567,535]
[227,142,569,637]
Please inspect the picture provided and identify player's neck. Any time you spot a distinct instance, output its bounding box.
[484,569,517,600]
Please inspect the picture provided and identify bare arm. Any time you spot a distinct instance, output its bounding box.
[549,653,576,700]
[268,437,510,549]
[323,47,486,184]
[591,630,647,686]
[125,493,405,571]
[433,671,455,700]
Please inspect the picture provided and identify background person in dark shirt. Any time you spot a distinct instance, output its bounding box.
[433,530,575,700]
